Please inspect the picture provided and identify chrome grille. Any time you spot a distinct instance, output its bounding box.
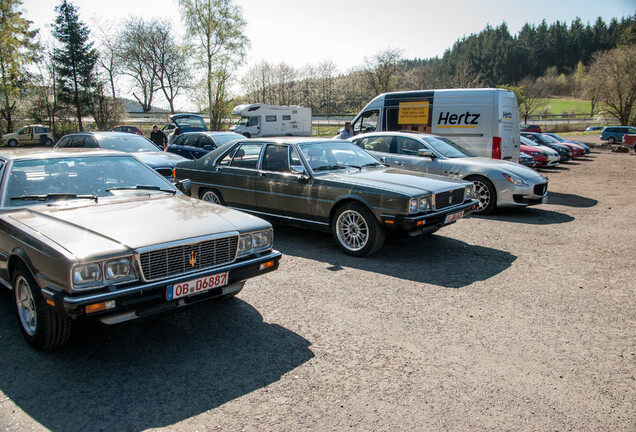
[138,236,238,281]
[433,188,465,210]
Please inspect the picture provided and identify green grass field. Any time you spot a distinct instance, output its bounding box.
[539,98,593,115]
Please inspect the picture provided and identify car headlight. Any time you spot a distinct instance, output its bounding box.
[409,196,431,214]
[502,173,528,186]
[73,263,101,286]
[237,228,273,257]
[72,257,137,290]
[104,258,136,282]
[465,184,475,200]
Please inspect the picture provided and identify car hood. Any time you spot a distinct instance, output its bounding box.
[134,151,187,168]
[319,168,470,196]
[6,194,261,260]
[445,157,545,180]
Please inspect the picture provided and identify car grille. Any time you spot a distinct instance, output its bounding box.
[534,183,548,196]
[138,236,238,281]
[433,188,465,210]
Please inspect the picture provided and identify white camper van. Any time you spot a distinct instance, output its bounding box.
[349,88,520,161]
[230,103,312,138]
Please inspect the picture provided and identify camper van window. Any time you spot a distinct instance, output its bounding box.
[266,115,277,122]
[283,115,291,120]
[353,110,379,135]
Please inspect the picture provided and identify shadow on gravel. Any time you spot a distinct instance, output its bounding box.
[471,206,575,225]
[546,192,598,208]
[272,225,516,288]
[0,291,313,432]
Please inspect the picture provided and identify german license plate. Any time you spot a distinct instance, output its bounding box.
[167,272,228,300]
[444,210,464,224]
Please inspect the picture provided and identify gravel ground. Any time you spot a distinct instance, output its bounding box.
[0,147,634,432]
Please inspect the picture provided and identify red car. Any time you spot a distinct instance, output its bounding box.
[520,124,542,133]
[622,134,636,152]
[110,125,144,135]
[520,144,548,166]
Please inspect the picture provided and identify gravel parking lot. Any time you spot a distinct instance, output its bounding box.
[0,147,634,431]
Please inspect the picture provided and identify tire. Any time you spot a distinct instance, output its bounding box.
[466,175,497,215]
[200,189,224,205]
[13,263,71,349]
[242,133,251,138]
[332,203,385,257]
[8,139,17,147]
[45,138,53,146]
[608,137,616,145]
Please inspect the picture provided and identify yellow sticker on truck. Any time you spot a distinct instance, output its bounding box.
[398,101,429,124]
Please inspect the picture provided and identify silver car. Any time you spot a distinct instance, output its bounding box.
[351,132,548,215]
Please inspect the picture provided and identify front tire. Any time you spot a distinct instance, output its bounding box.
[8,139,17,147]
[467,176,497,215]
[13,263,71,349]
[200,189,224,205]
[608,137,616,145]
[332,203,385,257]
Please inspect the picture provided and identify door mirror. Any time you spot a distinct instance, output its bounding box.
[418,149,435,158]
[173,178,192,195]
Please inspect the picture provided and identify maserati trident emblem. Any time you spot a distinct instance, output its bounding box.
[187,251,198,267]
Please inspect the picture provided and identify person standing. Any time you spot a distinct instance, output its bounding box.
[339,122,354,139]
[150,124,168,149]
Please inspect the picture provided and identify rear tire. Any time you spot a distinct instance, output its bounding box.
[13,263,71,349]
[332,203,385,257]
[608,137,616,145]
[200,189,224,205]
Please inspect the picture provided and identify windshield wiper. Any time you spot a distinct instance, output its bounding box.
[313,165,349,171]
[10,193,98,202]
[106,185,176,194]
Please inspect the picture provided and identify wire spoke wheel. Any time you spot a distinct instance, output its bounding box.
[202,190,222,205]
[337,210,369,251]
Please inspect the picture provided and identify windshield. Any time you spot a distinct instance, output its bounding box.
[4,155,174,207]
[236,117,250,126]
[98,135,160,153]
[421,136,477,158]
[212,133,242,146]
[300,141,382,172]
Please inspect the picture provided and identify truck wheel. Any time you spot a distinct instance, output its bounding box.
[242,133,251,138]
[332,203,385,257]
[466,175,497,215]
[45,138,53,146]
[8,139,17,147]
[200,189,224,205]
[13,263,71,349]
[608,137,616,145]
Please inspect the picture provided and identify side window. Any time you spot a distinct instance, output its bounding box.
[356,136,392,153]
[265,115,277,122]
[198,135,214,149]
[69,136,87,148]
[56,137,70,148]
[181,135,197,147]
[290,147,302,171]
[396,137,424,155]
[352,110,379,135]
[227,143,263,169]
[247,117,259,126]
[19,128,30,135]
[262,144,290,172]
[84,137,99,148]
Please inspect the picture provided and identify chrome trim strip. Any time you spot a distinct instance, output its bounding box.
[227,206,331,228]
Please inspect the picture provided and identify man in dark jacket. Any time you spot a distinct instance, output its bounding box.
[150,124,168,149]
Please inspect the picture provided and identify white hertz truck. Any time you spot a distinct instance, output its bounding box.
[349,88,520,161]
[230,103,312,138]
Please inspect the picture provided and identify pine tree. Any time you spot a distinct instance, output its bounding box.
[51,0,98,131]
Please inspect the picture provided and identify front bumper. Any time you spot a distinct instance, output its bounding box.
[41,250,281,323]
[380,199,479,236]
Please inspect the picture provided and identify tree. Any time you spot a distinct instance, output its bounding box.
[588,45,636,125]
[180,0,248,127]
[52,0,98,131]
[0,0,39,133]
[514,78,549,123]
[91,17,121,99]
[363,48,403,95]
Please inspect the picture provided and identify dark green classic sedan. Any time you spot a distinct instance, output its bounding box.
[175,138,479,257]
[0,148,281,349]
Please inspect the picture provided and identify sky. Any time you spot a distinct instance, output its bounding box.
[19,0,635,109]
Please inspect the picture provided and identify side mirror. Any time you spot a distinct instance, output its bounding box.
[418,149,435,158]
[204,145,214,150]
[174,178,192,195]
[291,165,307,176]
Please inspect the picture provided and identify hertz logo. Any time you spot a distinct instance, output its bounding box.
[437,111,480,127]
[187,251,198,267]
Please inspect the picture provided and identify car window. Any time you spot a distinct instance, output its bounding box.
[19,128,30,135]
[219,143,263,169]
[70,136,87,148]
[353,110,379,135]
[421,136,476,157]
[354,136,392,153]
[198,135,214,149]
[56,137,71,148]
[396,137,424,155]
[98,135,158,153]
[181,134,198,147]
[262,145,290,172]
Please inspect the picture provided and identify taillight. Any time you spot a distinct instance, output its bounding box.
[492,137,502,159]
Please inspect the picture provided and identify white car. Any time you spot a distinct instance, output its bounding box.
[1,125,53,147]
[520,136,560,167]
[351,131,548,215]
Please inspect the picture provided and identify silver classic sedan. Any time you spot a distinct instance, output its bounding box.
[351,132,548,215]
